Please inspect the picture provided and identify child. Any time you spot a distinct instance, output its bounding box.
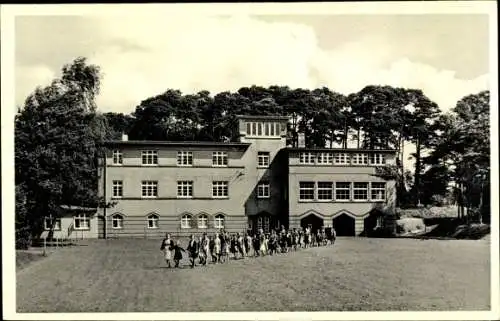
[160,233,173,268]
[214,233,221,263]
[171,240,185,268]
[186,234,199,268]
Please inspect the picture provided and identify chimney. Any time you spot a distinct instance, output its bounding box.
[122,133,128,141]
[298,133,305,148]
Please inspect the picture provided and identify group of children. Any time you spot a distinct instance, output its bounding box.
[159,226,337,269]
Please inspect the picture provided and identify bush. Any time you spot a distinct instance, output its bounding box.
[16,227,32,250]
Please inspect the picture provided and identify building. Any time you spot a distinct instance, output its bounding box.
[42,115,397,239]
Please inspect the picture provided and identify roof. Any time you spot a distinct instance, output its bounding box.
[285,147,397,153]
[103,140,251,148]
[236,115,291,121]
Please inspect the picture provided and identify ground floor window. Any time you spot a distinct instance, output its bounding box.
[74,214,90,230]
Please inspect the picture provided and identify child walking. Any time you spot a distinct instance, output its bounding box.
[160,233,173,268]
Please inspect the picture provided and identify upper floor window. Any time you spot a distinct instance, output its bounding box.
[257,152,270,167]
[369,153,386,165]
[112,180,123,198]
[44,216,61,231]
[141,181,158,198]
[299,152,315,165]
[257,182,270,198]
[142,150,158,165]
[299,182,315,201]
[177,181,193,198]
[334,153,349,165]
[112,150,123,165]
[317,153,333,165]
[177,151,193,166]
[246,121,281,137]
[371,182,386,201]
[352,153,369,166]
[212,181,229,198]
[212,152,228,167]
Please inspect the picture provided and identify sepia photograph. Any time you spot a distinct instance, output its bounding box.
[1,2,498,320]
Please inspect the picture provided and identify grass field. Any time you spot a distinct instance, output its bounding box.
[16,237,490,312]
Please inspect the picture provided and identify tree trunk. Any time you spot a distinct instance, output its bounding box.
[414,134,421,206]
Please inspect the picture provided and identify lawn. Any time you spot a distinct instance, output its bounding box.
[16,237,490,312]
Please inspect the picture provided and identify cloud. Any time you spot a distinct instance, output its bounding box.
[16,15,489,115]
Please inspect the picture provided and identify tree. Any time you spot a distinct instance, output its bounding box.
[15,57,108,238]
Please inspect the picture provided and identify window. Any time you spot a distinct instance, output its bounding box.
[212,181,228,198]
[177,151,193,166]
[214,214,225,229]
[197,214,208,229]
[334,153,349,165]
[112,180,123,198]
[44,216,61,231]
[147,214,159,229]
[353,182,369,201]
[112,214,123,229]
[335,182,351,201]
[317,182,333,201]
[212,151,228,167]
[181,214,192,229]
[352,153,369,165]
[317,153,333,165]
[74,214,90,230]
[141,181,158,198]
[299,152,315,164]
[370,153,386,165]
[141,150,158,165]
[371,182,386,201]
[299,182,315,201]
[257,152,270,167]
[112,150,123,165]
[177,181,193,198]
[257,182,270,198]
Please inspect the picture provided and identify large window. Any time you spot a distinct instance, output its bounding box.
[299,182,315,201]
[181,214,192,229]
[334,153,349,165]
[112,214,123,229]
[352,153,369,166]
[112,150,123,165]
[177,151,193,166]
[299,152,315,165]
[317,182,333,201]
[212,181,229,198]
[74,214,90,230]
[371,182,386,201]
[44,216,61,231]
[177,181,193,198]
[317,153,333,165]
[257,152,270,167]
[141,150,158,165]
[369,153,386,165]
[246,121,281,137]
[353,182,369,201]
[214,214,225,229]
[112,180,123,198]
[198,214,208,229]
[141,181,158,198]
[257,182,270,198]
[212,151,228,167]
[147,214,159,229]
[335,182,351,201]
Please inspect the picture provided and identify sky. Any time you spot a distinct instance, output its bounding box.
[15,12,490,115]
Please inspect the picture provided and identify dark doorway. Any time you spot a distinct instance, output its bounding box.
[300,214,324,234]
[332,214,355,236]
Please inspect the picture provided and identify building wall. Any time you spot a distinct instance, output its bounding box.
[288,151,397,235]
